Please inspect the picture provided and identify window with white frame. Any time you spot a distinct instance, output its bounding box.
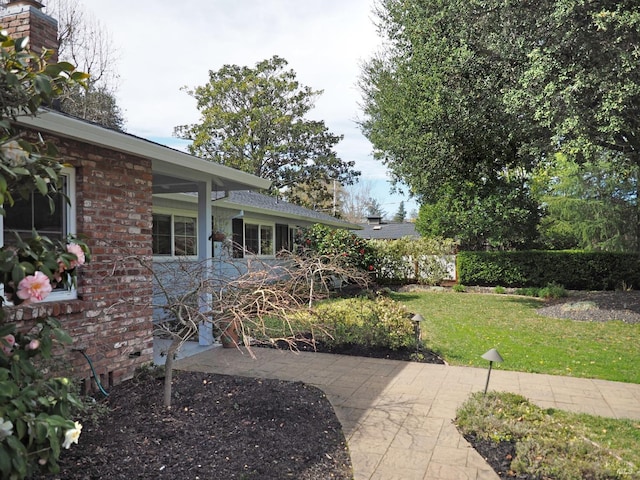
[152,213,197,256]
[1,167,77,301]
[244,223,273,256]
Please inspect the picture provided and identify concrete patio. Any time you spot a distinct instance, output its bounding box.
[176,346,640,480]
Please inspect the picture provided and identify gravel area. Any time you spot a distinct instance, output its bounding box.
[536,290,640,324]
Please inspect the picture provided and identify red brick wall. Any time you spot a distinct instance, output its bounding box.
[7,134,155,391]
[0,3,59,62]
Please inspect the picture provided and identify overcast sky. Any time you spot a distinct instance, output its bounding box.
[74,0,418,218]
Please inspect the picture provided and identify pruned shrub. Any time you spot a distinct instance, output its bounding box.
[313,296,415,350]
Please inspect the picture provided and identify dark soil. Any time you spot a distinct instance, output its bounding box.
[38,371,352,480]
[266,335,446,364]
[35,290,634,480]
[462,434,535,480]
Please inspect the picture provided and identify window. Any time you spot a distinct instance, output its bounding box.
[1,167,77,301]
[230,219,275,257]
[244,223,272,256]
[275,224,291,253]
[152,214,197,256]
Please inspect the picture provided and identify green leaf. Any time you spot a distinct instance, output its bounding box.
[0,446,11,478]
[15,418,26,440]
[11,263,25,284]
[14,36,28,52]
[34,74,53,97]
[34,176,48,195]
[52,329,72,345]
[9,167,30,176]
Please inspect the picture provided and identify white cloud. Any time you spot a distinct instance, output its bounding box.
[74,0,416,212]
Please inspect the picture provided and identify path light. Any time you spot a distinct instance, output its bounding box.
[411,313,424,353]
[481,348,504,394]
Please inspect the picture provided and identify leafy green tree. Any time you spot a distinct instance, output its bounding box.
[359,0,541,247]
[174,56,359,209]
[360,1,536,200]
[360,0,640,250]
[534,153,638,251]
[503,1,640,249]
[416,181,540,251]
[393,201,406,223]
[366,198,385,218]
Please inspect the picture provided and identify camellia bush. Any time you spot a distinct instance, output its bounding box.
[296,224,377,273]
[0,27,90,479]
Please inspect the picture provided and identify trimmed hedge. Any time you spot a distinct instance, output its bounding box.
[457,251,640,290]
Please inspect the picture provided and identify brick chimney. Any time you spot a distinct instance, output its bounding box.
[1,1,58,62]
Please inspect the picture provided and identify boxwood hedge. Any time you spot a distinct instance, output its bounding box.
[457,251,640,290]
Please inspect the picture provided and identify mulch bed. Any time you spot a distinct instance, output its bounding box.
[35,290,636,480]
[37,370,352,480]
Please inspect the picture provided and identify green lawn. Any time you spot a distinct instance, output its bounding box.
[392,291,640,384]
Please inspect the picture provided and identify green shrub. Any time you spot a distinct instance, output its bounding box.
[538,283,567,299]
[493,286,506,294]
[515,286,541,297]
[313,296,415,350]
[0,319,84,479]
[458,250,640,290]
[452,284,466,293]
[369,237,457,285]
[0,29,90,479]
[296,224,377,273]
[514,283,567,299]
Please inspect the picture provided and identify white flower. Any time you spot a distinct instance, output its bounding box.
[62,421,82,449]
[0,417,13,440]
[1,140,28,167]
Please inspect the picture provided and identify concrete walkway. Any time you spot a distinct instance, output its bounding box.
[177,347,640,480]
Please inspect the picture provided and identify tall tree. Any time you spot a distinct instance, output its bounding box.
[174,56,359,207]
[44,0,125,130]
[504,1,640,250]
[393,201,406,223]
[360,0,640,250]
[366,198,385,219]
[359,0,541,248]
[533,153,638,252]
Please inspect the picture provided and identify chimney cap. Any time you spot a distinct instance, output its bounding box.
[6,0,45,9]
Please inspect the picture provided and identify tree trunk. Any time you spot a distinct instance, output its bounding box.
[163,338,181,408]
[634,152,640,254]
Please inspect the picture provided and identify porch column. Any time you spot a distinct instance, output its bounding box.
[197,180,214,345]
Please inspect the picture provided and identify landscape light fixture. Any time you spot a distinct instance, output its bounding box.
[411,313,424,353]
[481,348,504,394]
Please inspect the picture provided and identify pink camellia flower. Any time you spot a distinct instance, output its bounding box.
[1,334,15,355]
[26,339,40,351]
[66,243,86,268]
[16,272,53,303]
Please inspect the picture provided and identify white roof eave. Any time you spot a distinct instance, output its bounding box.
[15,109,271,191]
[213,197,362,230]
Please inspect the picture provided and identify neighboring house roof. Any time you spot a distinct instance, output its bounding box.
[15,108,271,193]
[213,190,361,230]
[353,221,419,239]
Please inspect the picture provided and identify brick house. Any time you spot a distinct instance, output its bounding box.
[1,0,357,389]
[1,0,272,390]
